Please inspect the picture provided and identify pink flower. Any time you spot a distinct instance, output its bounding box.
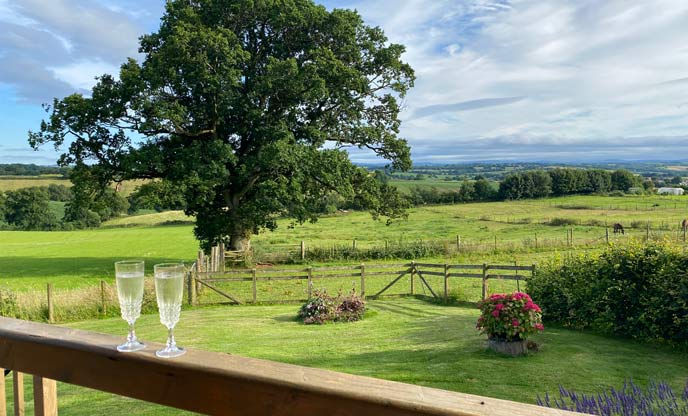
[495,303,505,311]
[535,323,544,331]
[512,319,520,327]
[492,310,500,317]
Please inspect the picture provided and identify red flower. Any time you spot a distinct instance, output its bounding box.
[495,303,505,311]
[492,310,500,317]
[512,319,520,326]
[535,323,544,331]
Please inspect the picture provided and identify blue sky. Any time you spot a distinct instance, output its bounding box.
[1,0,688,165]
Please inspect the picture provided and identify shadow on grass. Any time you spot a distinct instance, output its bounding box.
[0,257,193,279]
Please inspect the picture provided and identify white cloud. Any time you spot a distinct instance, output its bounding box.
[49,59,119,91]
[335,0,688,162]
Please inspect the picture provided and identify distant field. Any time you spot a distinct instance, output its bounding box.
[0,175,146,196]
[0,176,70,191]
[389,178,464,193]
[3,194,688,293]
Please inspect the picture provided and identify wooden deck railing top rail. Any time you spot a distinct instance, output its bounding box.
[0,317,583,416]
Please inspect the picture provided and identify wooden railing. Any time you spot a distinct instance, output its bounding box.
[0,317,584,416]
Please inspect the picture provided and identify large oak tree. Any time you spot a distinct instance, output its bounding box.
[30,0,415,250]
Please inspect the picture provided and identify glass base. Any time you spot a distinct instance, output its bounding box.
[156,346,185,358]
[117,340,146,352]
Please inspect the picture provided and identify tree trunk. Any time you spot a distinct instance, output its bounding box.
[229,232,251,252]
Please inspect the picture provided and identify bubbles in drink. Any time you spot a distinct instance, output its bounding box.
[116,272,144,323]
[155,273,184,329]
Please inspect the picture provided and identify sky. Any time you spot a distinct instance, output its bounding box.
[0,0,687,165]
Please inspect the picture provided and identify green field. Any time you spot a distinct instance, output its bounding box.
[3,194,688,294]
[4,298,687,415]
[0,176,70,192]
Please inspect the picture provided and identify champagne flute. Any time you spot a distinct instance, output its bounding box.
[115,260,146,352]
[154,263,186,358]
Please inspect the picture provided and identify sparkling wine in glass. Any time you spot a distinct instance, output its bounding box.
[115,260,146,352]
[154,263,186,358]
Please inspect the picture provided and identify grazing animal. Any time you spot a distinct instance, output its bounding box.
[682,219,688,232]
[613,223,624,234]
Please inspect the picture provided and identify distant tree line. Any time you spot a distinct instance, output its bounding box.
[405,168,649,205]
[0,164,69,177]
[498,168,642,200]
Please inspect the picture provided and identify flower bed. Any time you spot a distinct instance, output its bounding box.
[298,289,365,324]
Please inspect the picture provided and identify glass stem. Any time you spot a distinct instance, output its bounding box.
[167,328,176,350]
[127,322,137,343]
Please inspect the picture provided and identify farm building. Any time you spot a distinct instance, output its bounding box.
[657,187,685,195]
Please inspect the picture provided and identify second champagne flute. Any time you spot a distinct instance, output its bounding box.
[154,263,186,358]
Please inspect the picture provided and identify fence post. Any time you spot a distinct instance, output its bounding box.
[532,264,536,281]
[252,268,257,303]
[352,239,357,250]
[219,242,225,272]
[645,221,650,241]
[0,366,5,416]
[33,375,57,416]
[47,283,54,324]
[443,264,449,302]
[360,263,366,298]
[300,241,305,260]
[100,280,107,317]
[410,261,415,295]
[187,270,193,305]
[605,227,609,243]
[493,235,497,251]
[481,263,488,301]
[307,267,313,299]
[456,235,460,251]
[13,371,24,416]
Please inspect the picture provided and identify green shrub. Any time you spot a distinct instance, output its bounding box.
[528,242,688,342]
[546,217,577,226]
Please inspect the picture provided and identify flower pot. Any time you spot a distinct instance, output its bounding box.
[487,338,528,356]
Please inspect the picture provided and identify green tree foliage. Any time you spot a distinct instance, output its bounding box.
[46,184,72,202]
[3,188,58,230]
[128,181,186,213]
[610,169,637,191]
[473,178,496,201]
[29,0,414,250]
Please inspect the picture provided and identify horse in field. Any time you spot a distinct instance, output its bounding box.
[682,219,688,232]
[613,223,625,234]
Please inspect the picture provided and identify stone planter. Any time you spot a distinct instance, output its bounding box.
[487,338,528,356]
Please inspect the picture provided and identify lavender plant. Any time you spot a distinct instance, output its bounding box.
[537,379,688,415]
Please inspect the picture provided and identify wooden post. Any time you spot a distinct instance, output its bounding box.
[646,221,650,241]
[493,235,497,251]
[100,280,107,317]
[456,235,460,251]
[197,250,204,273]
[605,227,609,243]
[219,242,225,272]
[307,267,313,299]
[187,270,194,306]
[13,371,24,416]
[33,376,57,416]
[300,241,305,260]
[46,284,54,324]
[534,233,538,249]
[360,264,366,298]
[352,239,357,250]
[683,227,686,243]
[443,264,449,302]
[410,261,415,295]
[481,263,488,300]
[0,367,5,416]
[252,268,257,303]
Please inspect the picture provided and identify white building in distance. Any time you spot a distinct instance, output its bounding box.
[657,187,685,195]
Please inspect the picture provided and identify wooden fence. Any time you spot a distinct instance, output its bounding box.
[187,261,535,306]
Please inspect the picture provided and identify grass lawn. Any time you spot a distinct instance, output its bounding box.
[4,298,687,415]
